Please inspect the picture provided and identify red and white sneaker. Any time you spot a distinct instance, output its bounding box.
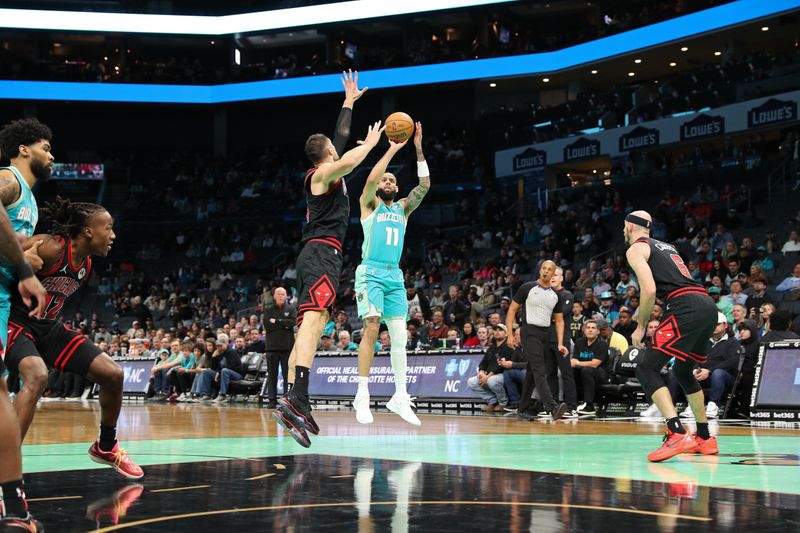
[647,430,697,462]
[691,435,719,455]
[88,441,144,479]
[0,515,43,532]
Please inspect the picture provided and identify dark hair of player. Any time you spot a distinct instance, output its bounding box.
[41,196,107,239]
[0,118,53,160]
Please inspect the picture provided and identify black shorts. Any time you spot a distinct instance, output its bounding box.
[5,316,103,376]
[296,239,343,322]
[651,288,717,364]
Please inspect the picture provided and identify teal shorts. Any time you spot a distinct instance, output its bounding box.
[355,263,407,321]
[0,291,10,349]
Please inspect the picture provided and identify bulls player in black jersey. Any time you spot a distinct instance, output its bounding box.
[624,211,719,462]
[5,197,143,479]
[273,70,385,448]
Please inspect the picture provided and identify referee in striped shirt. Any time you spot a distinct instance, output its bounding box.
[506,260,569,420]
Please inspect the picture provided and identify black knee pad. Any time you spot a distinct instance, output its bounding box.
[672,360,702,395]
[636,349,669,398]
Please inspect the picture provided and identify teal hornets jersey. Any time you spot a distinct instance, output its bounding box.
[0,166,38,288]
[361,201,407,266]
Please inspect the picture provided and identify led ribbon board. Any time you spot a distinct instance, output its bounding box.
[0,0,797,104]
[0,1,518,35]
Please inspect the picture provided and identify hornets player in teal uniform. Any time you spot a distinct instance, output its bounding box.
[0,118,49,533]
[353,122,429,426]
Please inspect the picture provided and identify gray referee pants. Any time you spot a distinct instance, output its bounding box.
[518,325,557,413]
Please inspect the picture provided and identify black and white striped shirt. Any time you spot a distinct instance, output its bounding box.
[513,282,559,328]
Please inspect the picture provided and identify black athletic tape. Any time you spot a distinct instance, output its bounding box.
[625,214,652,229]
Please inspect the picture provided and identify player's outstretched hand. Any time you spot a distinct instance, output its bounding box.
[357,121,384,147]
[18,275,46,318]
[387,138,408,152]
[413,122,423,149]
[342,69,367,103]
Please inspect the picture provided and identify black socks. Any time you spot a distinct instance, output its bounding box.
[696,422,710,440]
[293,366,310,397]
[0,480,28,519]
[99,424,117,452]
[666,417,686,434]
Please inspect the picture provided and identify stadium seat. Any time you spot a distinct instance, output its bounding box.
[227,353,267,398]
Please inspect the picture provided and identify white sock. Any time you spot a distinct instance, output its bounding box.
[358,376,369,392]
[387,318,408,396]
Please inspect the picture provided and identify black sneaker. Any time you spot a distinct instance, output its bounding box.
[551,402,568,421]
[1,514,45,532]
[273,399,311,448]
[577,402,596,415]
[279,391,319,435]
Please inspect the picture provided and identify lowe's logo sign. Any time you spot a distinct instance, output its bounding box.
[512,148,547,171]
[748,98,797,128]
[680,113,725,141]
[563,137,601,161]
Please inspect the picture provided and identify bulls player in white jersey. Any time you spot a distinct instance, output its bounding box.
[5,197,143,479]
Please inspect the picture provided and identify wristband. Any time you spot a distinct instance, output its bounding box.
[17,262,34,280]
[417,160,429,178]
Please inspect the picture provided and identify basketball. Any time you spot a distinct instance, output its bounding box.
[385,112,414,142]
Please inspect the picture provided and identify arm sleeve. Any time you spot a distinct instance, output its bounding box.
[513,283,534,305]
[331,106,353,155]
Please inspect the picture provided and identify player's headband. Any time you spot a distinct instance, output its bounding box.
[625,214,652,229]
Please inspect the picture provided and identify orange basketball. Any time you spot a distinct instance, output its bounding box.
[385,112,414,142]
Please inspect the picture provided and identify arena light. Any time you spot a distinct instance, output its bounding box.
[0,0,796,103]
[0,0,518,35]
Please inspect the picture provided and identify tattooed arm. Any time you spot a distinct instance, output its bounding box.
[401,122,430,217]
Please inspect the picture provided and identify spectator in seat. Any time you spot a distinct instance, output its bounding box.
[672,312,740,419]
[337,330,358,351]
[212,333,245,404]
[776,262,800,299]
[470,282,496,321]
[191,337,219,401]
[499,327,526,411]
[406,283,432,322]
[461,322,478,346]
[150,340,183,397]
[732,304,748,338]
[592,273,611,298]
[781,231,800,254]
[318,333,336,352]
[752,246,775,273]
[732,319,759,417]
[644,319,659,343]
[467,324,512,412]
[613,308,637,344]
[709,286,733,324]
[429,284,445,309]
[567,301,586,341]
[444,285,467,328]
[571,320,610,415]
[379,330,391,351]
[597,292,619,325]
[760,309,800,343]
[244,329,265,353]
[472,325,491,347]
[428,309,449,340]
[131,296,152,326]
[332,310,353,338]
[745,275,775,317]
[187,343,213,401]
[615,270,638,298]
[725,259,743,287]
[755,302,776,337]
[722,280,748,307]
[234,335,247,355]
[498,296,511,322]
[595,318,628,354]
[487,311,502,328]
[406,320,422,350]
[170,341,197,401]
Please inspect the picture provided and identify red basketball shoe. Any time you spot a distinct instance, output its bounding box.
[647,430,697,462]
[691,435,719,455]
[88,441,144,479]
